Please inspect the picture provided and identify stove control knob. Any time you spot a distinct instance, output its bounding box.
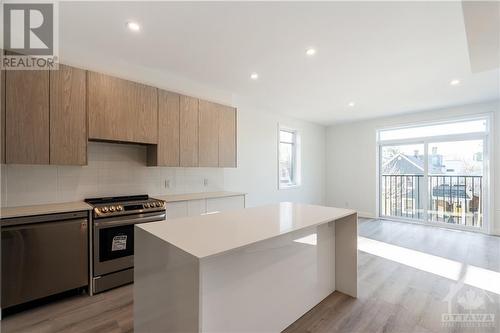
[156,201,162,207]
[117,205,123,211]
[101,207,109,213]
[144,203,150,209]
[109,206,116,212]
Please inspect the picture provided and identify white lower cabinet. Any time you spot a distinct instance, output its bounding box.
[165,195,245,220]
[206,196,245,214]
[187,199,207,217]
[165,201,188,220]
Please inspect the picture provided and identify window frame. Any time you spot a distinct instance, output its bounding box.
[375,113,494,234]
[377,114,490,144]
[278,125,301,190]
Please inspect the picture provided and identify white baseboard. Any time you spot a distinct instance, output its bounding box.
[357,211,377,219]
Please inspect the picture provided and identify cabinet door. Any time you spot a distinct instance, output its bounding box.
[198,100,219,167]
[206,196,245,213]
[6,70,49,164]
[1,70,5,164]
[187,199,206,216]
[165,201,188,220]
[49,65,87,165]
[156,90,180,166]
[87,72,158,144]
[218,106,237,167]
[179,95,199,167]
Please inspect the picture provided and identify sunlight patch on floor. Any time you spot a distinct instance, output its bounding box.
[358,236,462,280]
[464,264,500,294]
[358,236,500,295]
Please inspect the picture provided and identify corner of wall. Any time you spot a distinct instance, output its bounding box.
[492,210,500,236]
[358,211,377,219]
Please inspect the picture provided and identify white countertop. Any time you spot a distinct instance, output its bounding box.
[0,191,245,219]
[0,201,93,219]
[154,191,245,203]
[137,202,356,259]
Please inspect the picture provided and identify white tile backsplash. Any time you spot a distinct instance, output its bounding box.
[1,142,224,207]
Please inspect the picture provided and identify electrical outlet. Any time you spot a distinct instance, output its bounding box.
[203,178,208,187]
[164,179,171,189]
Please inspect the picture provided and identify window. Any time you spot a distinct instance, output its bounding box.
[279,127,300,189]
[377,115,491,231]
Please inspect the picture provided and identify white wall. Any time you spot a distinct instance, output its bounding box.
[1,105,325,208]
[325,101,500,235]
[225,104,326,207]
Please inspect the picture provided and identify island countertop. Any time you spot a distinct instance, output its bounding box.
[137,202,355,259]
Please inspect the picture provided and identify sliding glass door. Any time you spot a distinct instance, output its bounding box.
[380,144,424,220]
[427,140,484,228]
[378,117,490,231]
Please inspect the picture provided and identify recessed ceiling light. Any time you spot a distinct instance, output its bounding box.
[348,102,355,107]
[450,79,461,86]
[250,72,259,80]
[126,21,141,32]
[306,48,316,56]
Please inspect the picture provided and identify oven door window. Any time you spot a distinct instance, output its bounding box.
[99,225,134,262]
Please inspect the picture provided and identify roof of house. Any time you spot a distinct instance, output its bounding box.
[382,153,443,175]
[382,154,424,175]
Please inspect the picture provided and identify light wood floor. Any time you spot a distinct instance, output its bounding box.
[2,219,499,333]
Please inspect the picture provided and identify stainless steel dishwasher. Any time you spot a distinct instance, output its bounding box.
[1,211,89,309]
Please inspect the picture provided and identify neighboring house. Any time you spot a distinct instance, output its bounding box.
[381,152,426,218]
[382,151,481,225]
[382,151,442,175]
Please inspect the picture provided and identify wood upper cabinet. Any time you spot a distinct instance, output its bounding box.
[198,100,220,167]
[148,90,180,166]
[179,95,199,167]
[3,64,236,167]
[87,72,158,144]
[219,106,237,167]
[6,70,50,164]
[49,65,87,165]
[1,70,5,164]
[5,66,87,165]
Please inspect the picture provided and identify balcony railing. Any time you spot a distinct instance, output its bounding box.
[381,175,482,227]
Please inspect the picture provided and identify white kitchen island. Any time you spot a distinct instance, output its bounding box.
[134,202,357,333]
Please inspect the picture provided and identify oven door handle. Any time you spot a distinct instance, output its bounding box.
[94,214,166,228]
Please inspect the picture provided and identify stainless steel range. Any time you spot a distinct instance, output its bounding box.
[85,195,166,294]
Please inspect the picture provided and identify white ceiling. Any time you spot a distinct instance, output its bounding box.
[59,2,499,125]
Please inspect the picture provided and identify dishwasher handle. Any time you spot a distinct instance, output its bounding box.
[1,218,88,231]
[1,211,89,227]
